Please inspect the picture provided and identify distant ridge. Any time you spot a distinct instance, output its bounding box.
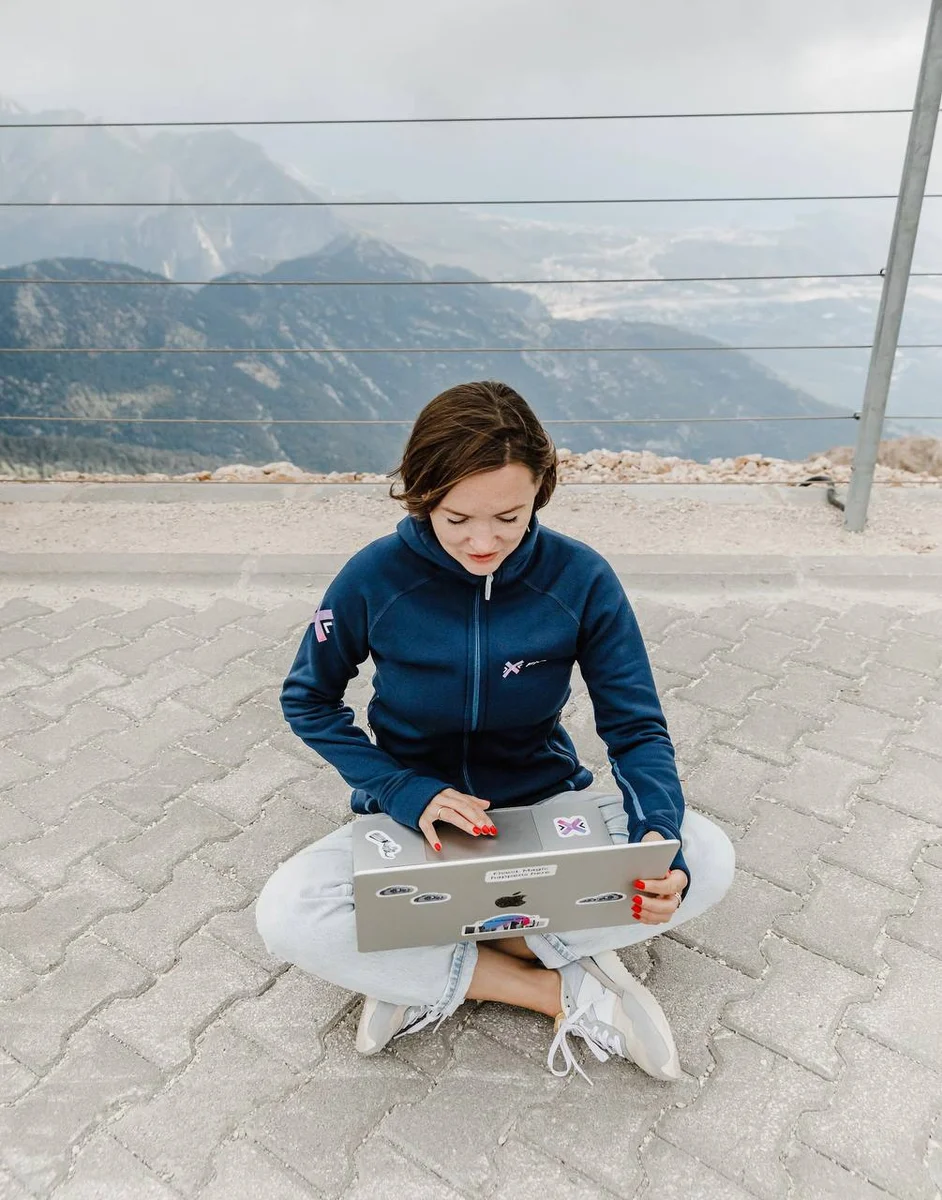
[0,98,343,277]
[0,237,853,473]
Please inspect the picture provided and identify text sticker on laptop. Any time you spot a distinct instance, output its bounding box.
[554,815,590,838]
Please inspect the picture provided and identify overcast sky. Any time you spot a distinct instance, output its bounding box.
[2,1,939,238]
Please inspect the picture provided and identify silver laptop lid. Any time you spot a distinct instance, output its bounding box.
[352,796,614,875]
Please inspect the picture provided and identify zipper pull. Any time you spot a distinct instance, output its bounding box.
[485,573,493,601]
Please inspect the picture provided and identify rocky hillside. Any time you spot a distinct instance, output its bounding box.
[0,98,341,278]
[13,439,940,486]
[0,237,855,475]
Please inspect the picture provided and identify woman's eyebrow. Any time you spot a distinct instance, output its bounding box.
[441,503,526,518]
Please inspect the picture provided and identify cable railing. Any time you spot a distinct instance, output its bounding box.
[3,272,938,287]
[4,342,942,354]
[0,106,924,129]
[2,95,941,506]
[0,414,870,426]
[5,193,942,207]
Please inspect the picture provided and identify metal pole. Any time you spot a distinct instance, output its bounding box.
[844,0,942,532]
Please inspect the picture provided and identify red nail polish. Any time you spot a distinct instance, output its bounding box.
[632,899,643,909]
[473,827,481,835]
[434,842,441,851]
[633,879,645,889]
[490,826,498,835]
[632,912,641,920]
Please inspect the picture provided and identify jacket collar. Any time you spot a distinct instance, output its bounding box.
[396,511,541,589]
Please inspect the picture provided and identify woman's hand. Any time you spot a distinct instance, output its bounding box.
[632,830,688,925]
[419,788,497,851]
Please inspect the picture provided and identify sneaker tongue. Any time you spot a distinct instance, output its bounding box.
[574,972,607,1012]
[560,962,596,1015]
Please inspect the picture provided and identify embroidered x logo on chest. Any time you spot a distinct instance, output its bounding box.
[502,658,547,679]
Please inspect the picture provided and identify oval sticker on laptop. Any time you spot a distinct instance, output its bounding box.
[411,892,451,905]
[576,891,627,905]
[376,884,418,898]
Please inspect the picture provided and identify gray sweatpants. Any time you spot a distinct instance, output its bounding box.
[255,791,735,1023]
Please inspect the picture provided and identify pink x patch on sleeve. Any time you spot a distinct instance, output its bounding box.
[312,609,334,642]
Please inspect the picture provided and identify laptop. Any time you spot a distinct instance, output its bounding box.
[352,794,680,951]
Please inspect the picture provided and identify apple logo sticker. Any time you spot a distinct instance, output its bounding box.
[495,892,527,908]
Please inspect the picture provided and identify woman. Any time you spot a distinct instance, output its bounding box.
[255,381,735,1082]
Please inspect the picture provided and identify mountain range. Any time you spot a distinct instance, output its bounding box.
[0,237,852,475]
[0,97,340,279]
[1,95,931,473]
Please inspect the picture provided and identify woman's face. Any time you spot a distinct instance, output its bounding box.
[429,463,541,576]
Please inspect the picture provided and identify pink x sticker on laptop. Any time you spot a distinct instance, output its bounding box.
[554,815,590,837]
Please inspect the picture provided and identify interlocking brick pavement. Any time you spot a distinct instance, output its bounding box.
[657,1032,833,1199]
[723,936,874,1079]
[731,798,837,893]
[1,585,940,1199]
[796,1030,941,1200]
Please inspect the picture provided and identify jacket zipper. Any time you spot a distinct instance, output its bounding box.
[549,707,579,772]
[462,574,492,793]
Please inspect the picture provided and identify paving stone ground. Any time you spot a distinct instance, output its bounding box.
[0,577,941,1199]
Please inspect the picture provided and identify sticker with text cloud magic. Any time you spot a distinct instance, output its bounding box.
[576,891,627,905]
[461,913,549,936]
[484,864,558,883]
[364,830,402,860]
[376,884,418,898]
[411,892,451,905]
[554,815,590,838]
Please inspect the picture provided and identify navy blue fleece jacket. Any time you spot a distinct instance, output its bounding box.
[281,512,689,883]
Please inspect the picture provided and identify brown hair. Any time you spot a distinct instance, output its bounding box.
[388,381,558,519]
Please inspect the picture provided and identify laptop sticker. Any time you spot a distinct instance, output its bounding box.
[461,913,549,936]
[485,864,557,883]
[576,891,627,905]
[494,892,527,908]
[411,892,451,904]
[364,830,402,860]
[376,884,418,898]
[554,815,590,837]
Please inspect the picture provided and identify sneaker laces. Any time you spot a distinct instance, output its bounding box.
[391,1004,442,1040]
[547,999,619,1084]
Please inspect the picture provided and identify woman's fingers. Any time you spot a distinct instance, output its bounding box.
[419,789,498,850]
[631,868,686,924]
[418,816,442,852]
[631,893,681,924]
[441,789,491,818]
[633,869,687,896]
[442,788,490,811]
[419,792,497,846]
[438,790,496,835]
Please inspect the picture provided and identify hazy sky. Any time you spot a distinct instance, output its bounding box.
[2,0,940,267]
[2,1,940,425]
[2,0,937,199]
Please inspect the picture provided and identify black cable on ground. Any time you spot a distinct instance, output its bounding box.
[800,474,845,511]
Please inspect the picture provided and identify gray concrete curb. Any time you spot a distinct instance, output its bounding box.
[2,552,940,593]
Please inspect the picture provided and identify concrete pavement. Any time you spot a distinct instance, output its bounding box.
[0,558,940,1198]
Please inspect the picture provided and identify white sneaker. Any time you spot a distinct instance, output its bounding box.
[355,997,433,1056]
[549,950,682,1083]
